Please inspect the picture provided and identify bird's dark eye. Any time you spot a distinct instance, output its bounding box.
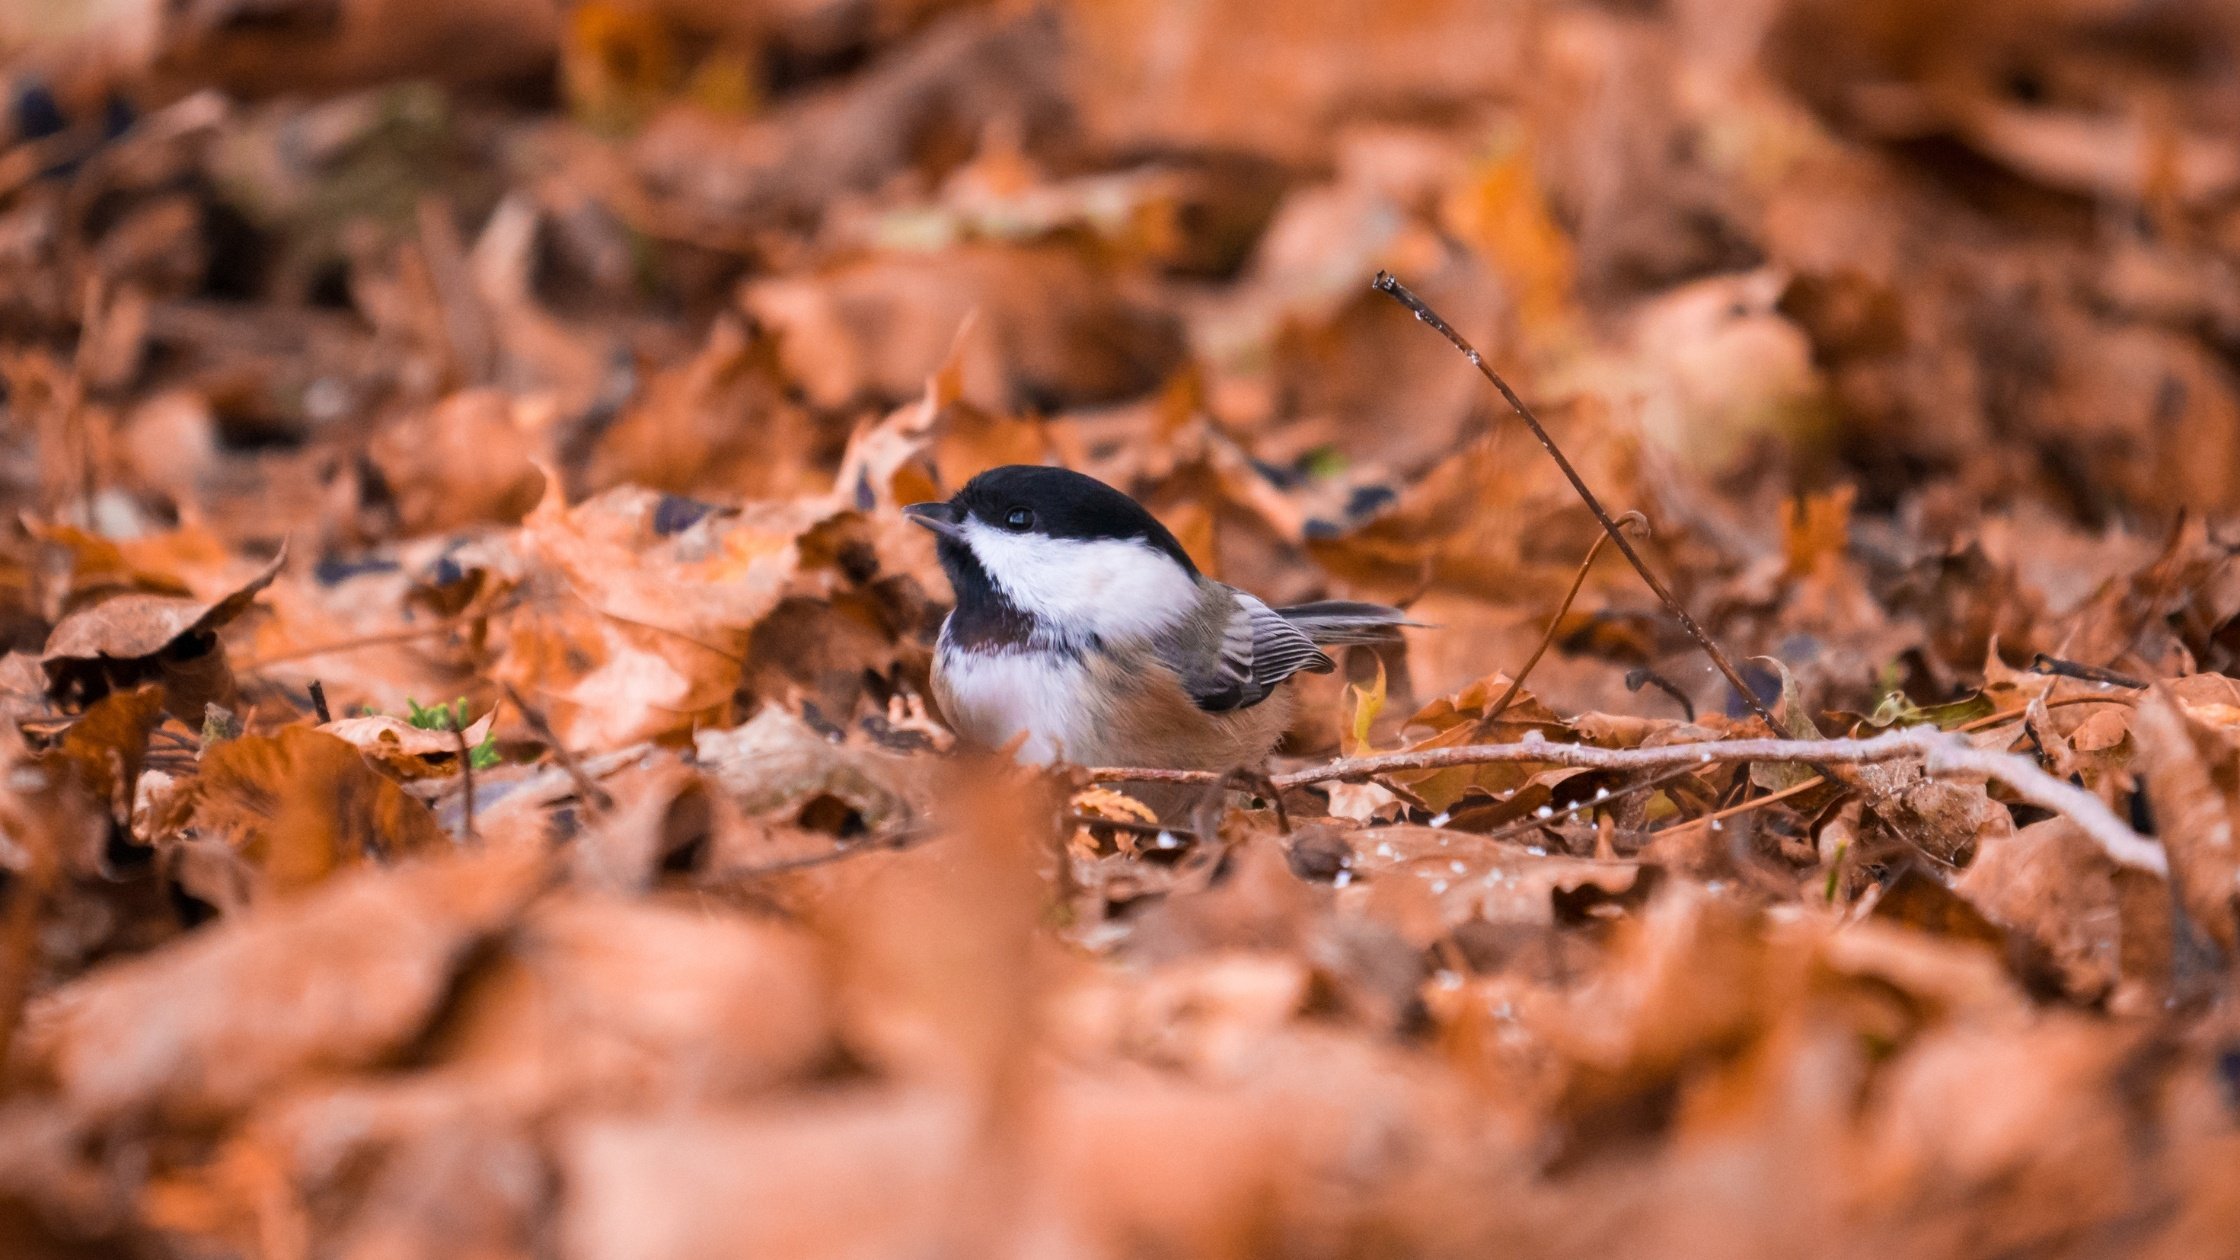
[1002,507,1035,532]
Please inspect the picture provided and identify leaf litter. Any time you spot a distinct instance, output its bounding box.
[4,0,2240,1256]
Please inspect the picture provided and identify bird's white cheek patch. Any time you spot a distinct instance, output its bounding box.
[960,522,1195,643]
[936,647,1089,764]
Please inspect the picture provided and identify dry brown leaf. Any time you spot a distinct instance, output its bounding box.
[742,242,1185,414]
[1068,0,1530,161]
[1350,824,1648,943]
[693,706,913,830]
[7,1,2240,1254]
[618,9,1069,243]
[433,892,833,1104]
[1955,819,2125,1003]
[19,844,543,1124]
[583,316,823,501]
[2131,686,2240,956]
[365,389,549,536]
[1386,672,1580,813]
[39,548,284,714]
[486,483,826,749]
[38,685,165,852]
[162,726,449,906]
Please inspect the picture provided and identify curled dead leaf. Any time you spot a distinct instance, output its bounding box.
[2131,687,2239,957]
[320,711,495,778]
[694,706,913,833]
[37,685,165,852]
[40,548,285,717]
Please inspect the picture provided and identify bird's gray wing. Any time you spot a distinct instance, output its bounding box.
[1178,591,1335,713]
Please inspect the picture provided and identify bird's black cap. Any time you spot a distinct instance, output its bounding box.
[948,466,1199,575]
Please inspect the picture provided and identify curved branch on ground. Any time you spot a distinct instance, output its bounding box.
[1087,724,2167,875]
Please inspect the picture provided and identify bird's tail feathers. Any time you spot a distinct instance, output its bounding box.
[1276,600,1423,646]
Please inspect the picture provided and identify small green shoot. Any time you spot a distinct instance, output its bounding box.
[404,696,501,769]
[1300,445,1349,481]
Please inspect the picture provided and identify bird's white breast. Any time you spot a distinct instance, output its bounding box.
[933,644,1092,765]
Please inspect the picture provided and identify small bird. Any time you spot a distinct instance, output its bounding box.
[905,465,1413,772]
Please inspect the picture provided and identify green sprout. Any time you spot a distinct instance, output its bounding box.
[404,696,501,770]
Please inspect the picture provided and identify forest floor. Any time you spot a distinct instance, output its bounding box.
[3,1,2240,1256]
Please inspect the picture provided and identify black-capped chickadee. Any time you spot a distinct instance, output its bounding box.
[904,466,1413,772]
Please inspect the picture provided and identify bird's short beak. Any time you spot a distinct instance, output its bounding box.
[903,500,966,541]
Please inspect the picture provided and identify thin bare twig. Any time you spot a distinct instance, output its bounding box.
[711,845,872,879]
[1624,668,1696,720]
[242,620,467,670]
[1479,511,1645,733]
[1921,739,2165,873]
[453,723,477,841]
[1372,271,1776,728]
[1686,774,1830,830]
[498,681,613,812]
[1094,725,2164,874]
[1642,692,2142,832]
[2028,654,2148,690]
[1226,766,1291,833]
[708,832,930,882]
[307,679,333,725]
[1098,732,1905,788]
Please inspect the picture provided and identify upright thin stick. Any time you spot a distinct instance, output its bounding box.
[1371,271,1777,728]
[1480,510,1646,732]
[499,682,613,812]
[453,724,477,841]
